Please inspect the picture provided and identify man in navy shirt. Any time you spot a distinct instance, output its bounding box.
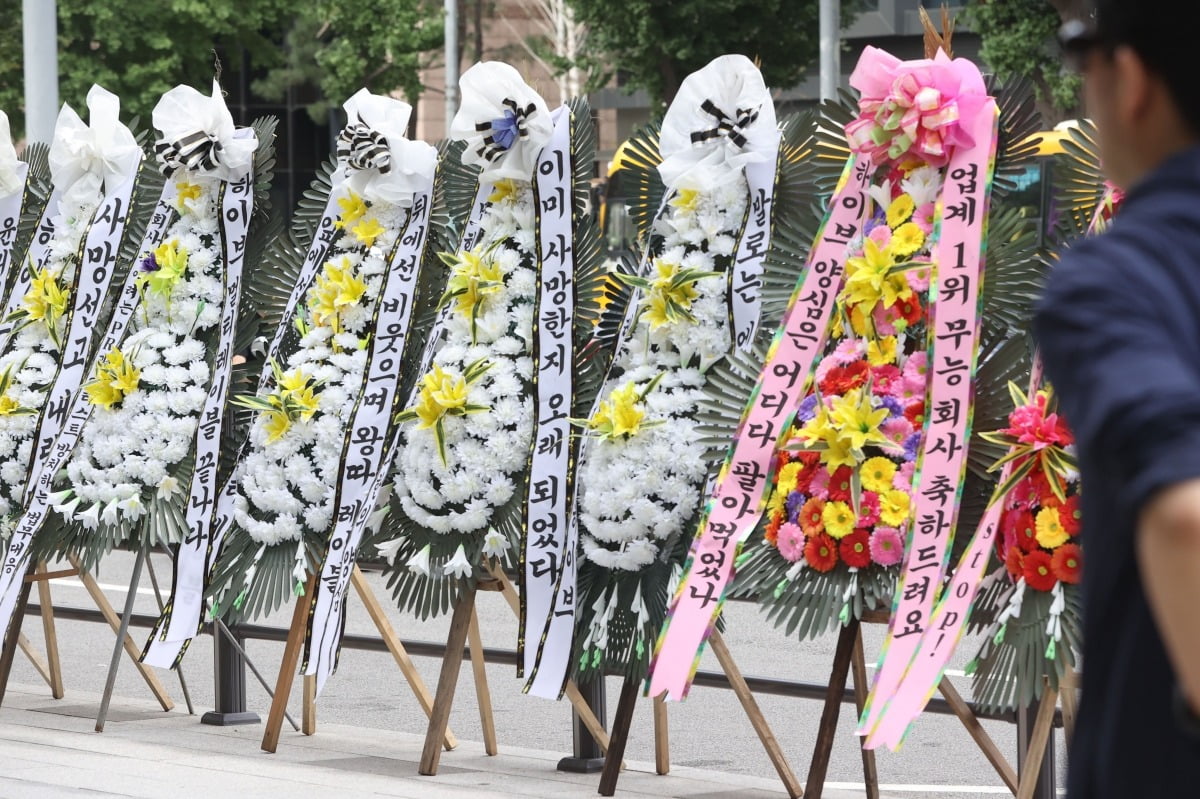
[1036,1,1200,795]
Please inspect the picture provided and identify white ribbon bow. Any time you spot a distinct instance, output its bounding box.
[48,85,141,209]
[450,61,553,181]
[657,54,778,192]
[152,79,257,181]
[336,89,437,207]
[0,111,22,198]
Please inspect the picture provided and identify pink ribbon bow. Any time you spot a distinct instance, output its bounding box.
[844,46,988,169]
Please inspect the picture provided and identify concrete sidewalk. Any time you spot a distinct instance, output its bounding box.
[0,682,880,799]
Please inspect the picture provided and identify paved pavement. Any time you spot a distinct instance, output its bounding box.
[0,550,1069,797]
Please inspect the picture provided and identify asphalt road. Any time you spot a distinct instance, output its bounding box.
[7,549,1068,798]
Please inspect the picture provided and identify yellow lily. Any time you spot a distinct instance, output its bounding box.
[350,217,386,248]
[334,191,367,230]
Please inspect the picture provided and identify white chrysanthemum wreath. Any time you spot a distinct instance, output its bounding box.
[0,191,98,528]
[56,178,224,531]
[231,194,406,551]
[391,178,536,568]
[577,180,747,573]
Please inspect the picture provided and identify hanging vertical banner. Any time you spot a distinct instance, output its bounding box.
[302,183,435,692]
[647,155,874,700]
[161,164,254,643]
[729,138,780,351]
[22,166,142,501]
[520,106,578,698]
[858,101,999,739]
[0,86,144,645]
[866,356,1043,750]
[0,110,28,295]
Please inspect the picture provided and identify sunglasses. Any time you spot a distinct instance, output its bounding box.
[1059,19,1102,73]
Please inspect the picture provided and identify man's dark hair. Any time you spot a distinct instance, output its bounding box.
[1093,0,1200,135]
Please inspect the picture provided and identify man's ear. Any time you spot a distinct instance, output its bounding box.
[1113,45,1153,129]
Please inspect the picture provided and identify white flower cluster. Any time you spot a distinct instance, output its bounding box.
[60,180,225,530]
[578,178,749,572]
[0,195,98,531]
[232,197,408,546]
[391,182,536,538]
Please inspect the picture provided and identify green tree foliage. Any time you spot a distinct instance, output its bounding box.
[0,0,441,137]
[253,1,444,124]
[963,0,1082,121]
[0,0,294,136]
[565,0,864,108]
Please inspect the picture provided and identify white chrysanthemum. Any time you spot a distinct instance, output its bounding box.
[577,179,748,571]
[389,182,537,543]
[233,198,408,546]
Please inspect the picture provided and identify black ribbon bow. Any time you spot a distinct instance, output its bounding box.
[690,99,760,150]
[337,114,392,174]
[474,98,538,163]
[154,130,224,177]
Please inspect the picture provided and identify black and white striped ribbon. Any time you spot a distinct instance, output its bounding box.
[154,130,224,177]
[690,99,760,149]
[336,114,392,174]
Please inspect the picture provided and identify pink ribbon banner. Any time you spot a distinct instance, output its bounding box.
[647,154,874,700]
[863,185,1122,746]
[858,100,999,743]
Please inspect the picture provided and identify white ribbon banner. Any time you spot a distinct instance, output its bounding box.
[521,106,578,698]
[0,162,30,306]
[302,184,435,693]
[0,168,149,644]
[728,136,780,351]
[142,152,257,667]
[24,164,143,502]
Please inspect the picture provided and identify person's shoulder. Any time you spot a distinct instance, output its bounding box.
[1041,222,1176,312]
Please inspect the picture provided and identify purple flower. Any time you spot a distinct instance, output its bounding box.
[785,491,807,523]
[139,255,159,273]
[863,209,887,235]
[903,432,922,461]
[878,396,903,418]
[797,394,819,422]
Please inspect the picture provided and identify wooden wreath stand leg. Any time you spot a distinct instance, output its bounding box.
[482,561,620,758]
[597,627,802,798]
[805,613,1018,798]
[0,564,36,707]
[262,566,458,752]
[1014,679,1059,799]
[2,562,66,702]
[262,574,317,752]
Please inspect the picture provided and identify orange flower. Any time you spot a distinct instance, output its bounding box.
[1051,543,1082,584]
[800,497,826,537]
[1023,549,1057,592]
[805,533,839,573]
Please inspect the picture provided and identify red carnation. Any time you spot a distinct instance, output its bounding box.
[1060,495,1082,536]
[828,466,854,502]
[1051,543,1083,584]
[1005,545,1025,580]
[904,400,926,427]
[840,529,872,569]
[1013,510,1038,553]
[892,297,924,327]
[821,360,870,395]
[1023,549,1057,592]
[805,533,839,573]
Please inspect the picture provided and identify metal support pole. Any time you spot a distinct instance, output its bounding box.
[557,674,607,773]
[444,0,460,134]
[202,621,260,726]
[96,546,147,732]
[1017,699,1057,799]
[819,0,841,101]
[22,0,59,143]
